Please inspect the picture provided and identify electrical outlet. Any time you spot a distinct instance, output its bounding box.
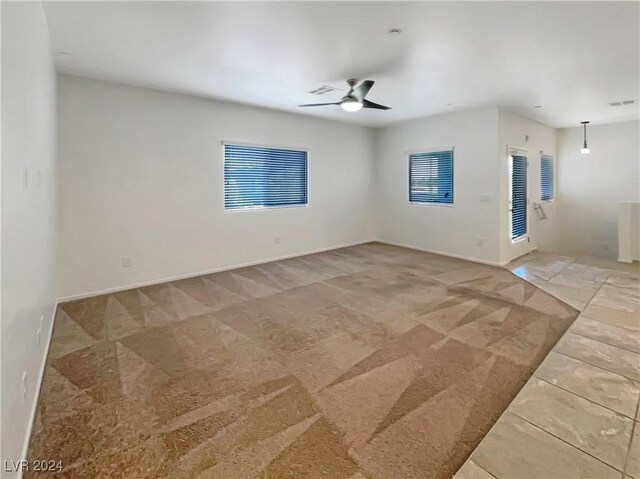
[122,256,132,267]
[476,238,485,246]
[21,371,28,400]
[274,237,281,245]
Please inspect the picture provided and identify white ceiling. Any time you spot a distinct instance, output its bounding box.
[43,1,640,128]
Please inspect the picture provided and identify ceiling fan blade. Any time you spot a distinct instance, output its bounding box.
[352,80,375,102]
[298,102,341,107]
[362,99,391,110]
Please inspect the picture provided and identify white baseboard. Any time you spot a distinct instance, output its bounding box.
[376,239,507,267]
[57,239,376,302]
[617,256,636,264]
[17,301,57,479]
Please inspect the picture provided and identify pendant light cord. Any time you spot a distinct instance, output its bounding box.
[581,121,590,148]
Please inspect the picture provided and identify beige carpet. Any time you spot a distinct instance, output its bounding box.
[27,243,578,478]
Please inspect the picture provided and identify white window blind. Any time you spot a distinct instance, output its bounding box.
[224,144,308,210]
[510,154,527,240]
[409,149,454,204]
[540,154,554,201]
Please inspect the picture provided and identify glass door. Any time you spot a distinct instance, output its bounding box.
[509,152,530,260]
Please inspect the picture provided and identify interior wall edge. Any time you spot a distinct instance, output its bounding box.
[55,236,519,303]
[15,301,58,479]
[372,106,503,266]
[57,238,376,303]
[1,1,58,474]
[376,239,509,267]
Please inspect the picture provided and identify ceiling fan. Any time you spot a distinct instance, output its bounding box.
[299,79,391,112]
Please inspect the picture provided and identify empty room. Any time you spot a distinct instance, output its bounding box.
[2,1,639,478]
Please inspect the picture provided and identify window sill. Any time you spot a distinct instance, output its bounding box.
[225,204,309,213]
[409,202,454,208]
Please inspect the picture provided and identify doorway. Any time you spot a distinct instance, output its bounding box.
[508,150,531,261]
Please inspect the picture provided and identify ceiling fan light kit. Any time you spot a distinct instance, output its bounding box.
[341,97,363,112]
[299,78,391,112]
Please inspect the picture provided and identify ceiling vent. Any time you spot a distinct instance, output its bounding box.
[308,85,343,96]
[608,100,635,107]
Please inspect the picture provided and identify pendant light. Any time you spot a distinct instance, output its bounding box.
[580,121,590,154]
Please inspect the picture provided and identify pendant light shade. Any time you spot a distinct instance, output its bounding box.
[581,121,590,154]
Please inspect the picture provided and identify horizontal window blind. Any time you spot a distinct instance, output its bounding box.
[224,144,308,210]
[409,150,454,204]
[511,154,527,240]
[540,154,554,201]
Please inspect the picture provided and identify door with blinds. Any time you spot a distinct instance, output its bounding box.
[508,151,531,260]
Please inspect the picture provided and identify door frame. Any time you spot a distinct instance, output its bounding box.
[507,146,532,261]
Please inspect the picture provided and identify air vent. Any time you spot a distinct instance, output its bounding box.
[308,85,343,96]
[608,100,635,107]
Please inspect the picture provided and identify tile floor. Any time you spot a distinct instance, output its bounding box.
[456,251,640,479]
[26,243,578,479]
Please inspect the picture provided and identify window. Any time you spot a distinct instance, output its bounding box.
[409,149,454,204]
[224,143,308,210]
[540,154,554,201]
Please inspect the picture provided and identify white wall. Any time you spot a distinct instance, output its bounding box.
[1,1,57,473]
[498,109,558,263]
[374,107,502,264]
[557,120,640,259]
[57,74,375,298]
[618,202,639,263]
